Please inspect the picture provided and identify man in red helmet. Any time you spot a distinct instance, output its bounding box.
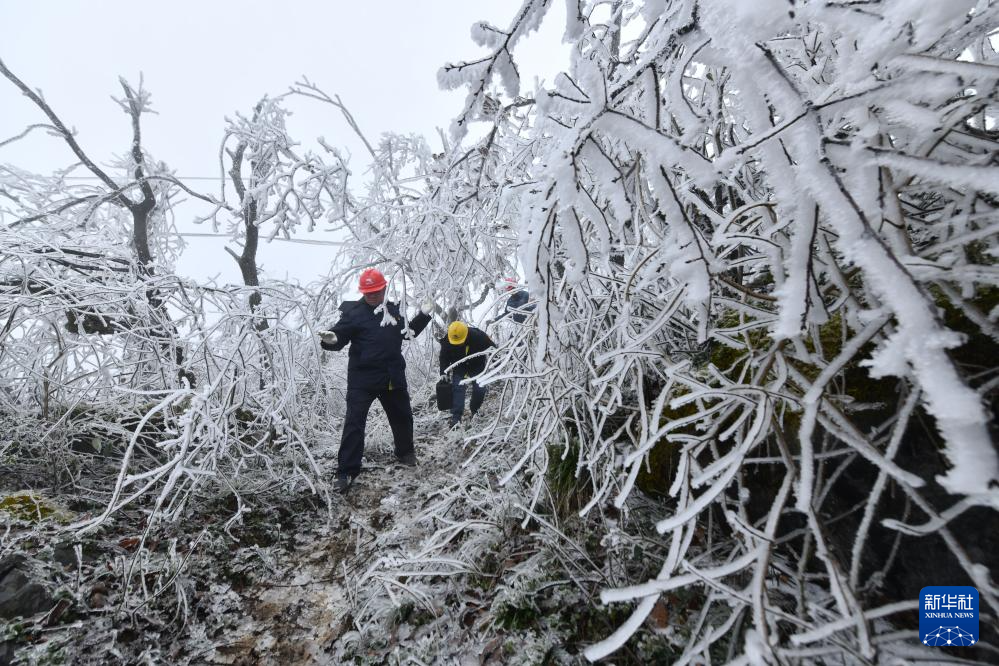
[498,277,534,324]
[318,268,436,493]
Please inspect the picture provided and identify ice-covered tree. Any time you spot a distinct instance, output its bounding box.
[0,67,331,565]
[292,80,532,329]
[213,94,351,316]
[0,58,204,396]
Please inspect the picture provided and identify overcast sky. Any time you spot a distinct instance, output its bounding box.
[1,1,567,287]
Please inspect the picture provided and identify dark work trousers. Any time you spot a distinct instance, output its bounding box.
[451,374,486,427]
[338,385,415,476]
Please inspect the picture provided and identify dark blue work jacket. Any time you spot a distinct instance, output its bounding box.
[322,299,430,390]
[505,289,534,324]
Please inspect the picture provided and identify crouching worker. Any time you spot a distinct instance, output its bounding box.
[439,321,495,428]
[319,268,435,493]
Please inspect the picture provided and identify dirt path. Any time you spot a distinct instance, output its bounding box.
[201,408,458,665]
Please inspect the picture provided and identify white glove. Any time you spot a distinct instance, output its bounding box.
[319,330,338,345]
[420,299,436,316]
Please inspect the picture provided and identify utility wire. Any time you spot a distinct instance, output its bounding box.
[177,232,346,247]
[61,175,229,181]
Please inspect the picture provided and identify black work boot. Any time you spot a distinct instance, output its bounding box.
[396,453,417,466]
[333,472,355,494]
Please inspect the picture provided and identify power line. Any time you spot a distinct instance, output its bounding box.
[60,175,229,181]
[177,232,346,246]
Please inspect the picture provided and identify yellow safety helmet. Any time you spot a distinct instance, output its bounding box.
[447,321,468,345]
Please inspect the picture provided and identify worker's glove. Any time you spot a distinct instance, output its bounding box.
[319,330,338,345]
[420,298,436,316]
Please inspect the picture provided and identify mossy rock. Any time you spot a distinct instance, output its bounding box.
[0,493,72,524]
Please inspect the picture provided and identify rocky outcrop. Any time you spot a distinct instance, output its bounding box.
[0,554,54,620]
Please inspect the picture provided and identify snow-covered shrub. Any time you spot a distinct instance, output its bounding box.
[0,68,344,552]
[0,235,335,526]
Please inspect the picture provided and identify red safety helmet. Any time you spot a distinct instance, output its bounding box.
[502,277,519,292]
[358,268,387,294]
